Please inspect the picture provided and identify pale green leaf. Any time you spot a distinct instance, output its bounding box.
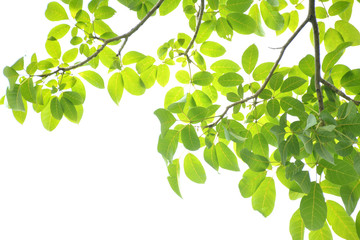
[45,2,69,21]
[252,177,276,217]
[181,124,200,151]
[184,153,206,184]
[79,70,105,89]
[215,142,240,171]
[242,44,259,74]
[121,67,146,95]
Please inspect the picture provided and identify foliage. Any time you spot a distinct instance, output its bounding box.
[2,0,360,238]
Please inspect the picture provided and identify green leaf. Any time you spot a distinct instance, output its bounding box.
[314,143,334,164]
[253,62,274,81]
[62,48,78,63]
[226,0,253,12]
[324,28,344,53]
[159,0,181,16]
[69,0,83,18]
[45,2,69,21]
[218,72,243,87]
[341,69,360,94]
[200,41,226,57]
[266,99,280,118]
[356,210,360,239]
[300,182,327,231]
[167,95,187,113]
[249,4,265,36]
[164,87,184,108]
[94,6,116,19]
[280,76,307,92]
[299,54,315,77]
[41,102,60,131]
[252,133,269,157]
[329,1,350,16]
[216,142,240,171]
[157,130,179,162]
[322,42,352,73]
[11,57,24,71]
[208,0,219,9]
[62,91,84,105]
[48,24,70,40]
[45,40,61,59]
[340,181,360,215]
[107,72,124,105]
[269,72,283,90]
[79,70,105,89]
[50,97,63,120]
[280,96,306,120]
[122,51,146,65]
[335,20,360,46]
[227,13,256,35]
[192,71,214,86]
[184,153,206,184]
[260,1,284,30]
[6,85,24,112]
[175,70,190,84]
[309,222,332,240]
[20,78,36,103]
[99,47,117,68]
[327,200,358,240]
[121,67,146,95]
[154,108,176,137]
[12,100,27,125]
[242,44,259,74]
[252,177,276,217]
[238,169,266,198]
[320,180,340,197]
[204,145,219,171]
[289,209,305,240]
[288,10,299,33]
[3,66,19,90]
[196,20,216,44]
[216,17,233,40]
[305,114,317,131]
[325,159,358,185]
[181,125,200,151]
[60,97,77,122]
[210,59,240,73]
[240,149,269,172]
[157,64,170,87]
[167,159,182,198]
[187,107,207,123]
[140,66,157,89]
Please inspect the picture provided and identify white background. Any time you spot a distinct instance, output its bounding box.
[0,0,358,239]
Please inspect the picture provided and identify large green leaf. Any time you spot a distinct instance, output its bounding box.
[340,181,360,215]
[107,72,124,105]
[187,107,207,123]
[45,40,61,59]
[252,133,269,157]
[218,72,243,87]
[20,78,36,103]
[322,42,352,73]
[252,177,276,217]
[240,149,269,172]
[45,2,69,21]
[300,182,327,231]
[41,102,60,131]
[227,13,256,35]
[289,209,305,240]
[181,124,200,151]
[215,142,240,171]
[238,169,266,198]
[192,71,214,86]
[48,24,70,40]
[121,67,146,95]
[200,41,226,57]
[50,97,63,120]
[159,0,181,16]
[341,69,360,94]
[122,51,146,65]
[335,20,360,46]
[157,130,179,162]
[242,44,258,74]
[154,108,176,137]
[69,0,83,18]
[280,76,307,92]
[325,159,358,185]
[94,6,116,19]
[184,153,206,184]
[210,59,240,73]
[196,20,216,44]
[164,87,184,108]
[260,1,284,30]
[327,200,358,240]
[226,0,253,12]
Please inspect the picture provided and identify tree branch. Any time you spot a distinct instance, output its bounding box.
[309,0,324,112]
[34,0,165,78]
[205,18,310,128]
[320,78,360,105]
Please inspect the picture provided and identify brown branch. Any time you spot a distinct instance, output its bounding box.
[183,0,205,56]
[34,0,165,78]
[309,0,324,112]
[320,78,360,105]
[205,18,310,128]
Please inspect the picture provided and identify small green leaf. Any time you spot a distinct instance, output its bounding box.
[299,54,315,77]
[157,64,170,87]
[240,149,269,172]
[324,28,344,53]
[218,72,243,87]
[210,59,240,73]
[200,41,226,57]
[164,87,184,109]
[252,177,276,217]
[159,0,181,16]
[79,70,105,89]
[158,130,179,162]
[175,70,190,84]
[238,169,266,198]
[60,97,77,122]
[215,142,240,171]
[260,1,284,30]
[50,97,63,120]
[181,124,200,151]
[322,42,352,73]
[107,72,124,105]
[121,67,145,95]
[315,142,334,164]
[329,1,351,16]
[184,153,206,184]
[335,20,360,46]
[266,99,280,118]
[288,10,299,33]
[62,91,84,105]
[305,114,317,131]
[196,20,216,44]
[62,48,78,63]
[45,40,61,59]
[20,78,36,103]
[6,85,24,112]
[242,44,259,74]
[253,62,274,81]
[94,6,116,19]
[309,222,332,240]
[167,159,182,198]
[289,209,305,240]
[122,51,146,65]
[192,71,214,86]
[45,2,69,21]
[204,146,219,171]
[300,182,327,231]
[227,13,256,35]
[280,76,307,92]
[48,24,70,40]
[154,108,176,137]
[187,107,207,123]
[41,102,60,131]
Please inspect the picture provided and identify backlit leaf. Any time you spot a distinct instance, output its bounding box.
[79,70,105,89]
[210,59,240,73]
[238,169,266,198]
[280,76,307,92]
[290,209,305,240]
[45,2,69,21]
[252,177,276,217]
[216,142,240,171]
[184,153,206,184]
[107,72,124,105]
[200,41,226,57]
[242,44,258,74]
[181,124,200,151]
[121,67,145,95]
[240,149,269,172]
[227,13,256,35]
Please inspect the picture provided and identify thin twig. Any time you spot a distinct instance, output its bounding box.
[205,17,310,128]
[33,0,165,78]
[320,78,360,105]
[117,37,128,57]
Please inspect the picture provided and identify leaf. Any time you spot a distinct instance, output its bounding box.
[210,59,240,73]
[305,114,317,131]
[227,13,256,35]
[50,97,63,120]
[280,76,307,92]
[192,71,214,86]
[3,66,19,90]
[238,169,266,198]
[240,149,269,172]
[218,72,243,87]
[327,200,358,240]
[6,85,25,112]
[45,2,69,21]
[62,48,78,63]
[204,145,219,171]
[208,0,219,9]
[299,55,315,77]
[329,1,350,16]
[226,0,253,12]
[94,6,116,19]
[175,70,190,84]
[184,153,206,184]
[181,125,200,151]
[164,87,184,109]
[242,44,258,74]
[69,0,83,18]
[79,70,105,89]
[12,100,27,125]
[157,130,179,162]
[252,177,276,217]
[60,97,77,122]
[121,67,146,95]
[200,41,226,57]
[322,42,352,73]
[289,209,305,240]
[157,64,170,87]
[340,181,360,215]
[154,108,176,137]
[215,142,240,171]
[107,72,124,105]
[260,1,284,30]
[45,40,61,59]
[159,0,181,16]
[300,182,327,231]
[41,102,60,131]
[266,99,280,118]
[122,51,146,65]
[341,69,360,94]
[216,17,233,40]
[192,90,212,107]
[167,159,182,198]
[288,10,299,33]
[20,78,36,103]
[195,20,216,44]
[187,107,207,123]
[314,143,334,164]
[325,159,358,185]
[309,222,332,240]
[48,24,70,40]
[335,20,360,46]
[253,62,274,81]
[249,4,265,36]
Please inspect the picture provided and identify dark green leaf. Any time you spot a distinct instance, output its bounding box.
[181,125,200,151]
[242,44,258,74]
[240,149,269,172]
